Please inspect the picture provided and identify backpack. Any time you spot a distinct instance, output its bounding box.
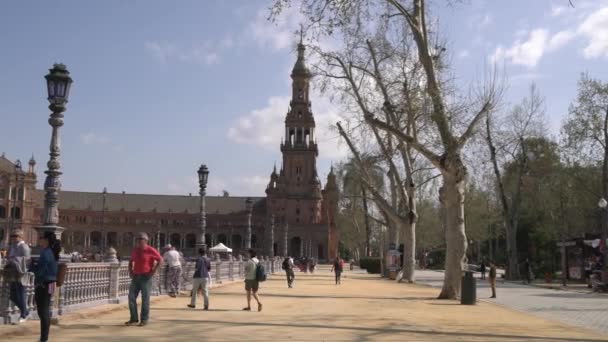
[256,262,267,282]
[282,258,290,270]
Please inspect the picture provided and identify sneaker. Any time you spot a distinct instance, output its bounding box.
[138,321,148,327]
[187,304,195,309]
[124,320,138,326]
[18,314,29,324]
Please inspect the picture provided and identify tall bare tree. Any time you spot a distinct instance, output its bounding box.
[272,0,501,298]
[486,84,545,280]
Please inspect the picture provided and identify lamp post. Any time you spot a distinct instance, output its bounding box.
[101,187,107,249]
[245,197,253,249]
[197,164,209,251]
[598,198,608,283]
[35,63,73,241]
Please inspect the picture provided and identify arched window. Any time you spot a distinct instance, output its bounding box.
[73,231,85,248]
[251,234,257,248]
[159,233,167,247]
[317,244,324,260]
[217,234,227,245]
[231,234,242,249]
[11,207,21,219]
[186,233,196,248]
[90,231,102,247]
[170,233,181,248]
[107,232,118,247]
[0,206,6,219]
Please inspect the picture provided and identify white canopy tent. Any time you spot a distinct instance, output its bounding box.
[208,243,232,253]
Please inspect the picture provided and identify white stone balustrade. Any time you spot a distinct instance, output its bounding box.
[0,258,280,324]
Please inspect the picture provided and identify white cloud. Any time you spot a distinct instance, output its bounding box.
[80,133,109,145]
[550,5,567,17]
[548,30,576,50]
[457,50,470,59]
[227,94,347,161]
[145,40,225,65]
[491,29,549,68]
[480,14,493,28]
[578,7,608,58]
[249,7,302,51]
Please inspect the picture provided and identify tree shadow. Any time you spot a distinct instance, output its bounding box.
[156,318,606,342]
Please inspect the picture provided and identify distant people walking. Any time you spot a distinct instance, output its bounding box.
[480,261,486,280]
[489,261,497,298]
[331,257,344,285]
[163,245,182,297]
[243,249,262,312]
[282,256,295,288]
[523,258,532,284]
[31,231,60,342]
[125,233,161,327]
[188,248,211,310]
[6,229,31,324]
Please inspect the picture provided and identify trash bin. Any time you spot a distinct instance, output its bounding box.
[461,271,476,305]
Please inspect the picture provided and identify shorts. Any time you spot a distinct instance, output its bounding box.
[245,279,259,291]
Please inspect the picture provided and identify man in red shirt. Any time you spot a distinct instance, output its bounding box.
[125,232,161,327]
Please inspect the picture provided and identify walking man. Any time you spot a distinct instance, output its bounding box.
[489,261,497,298]
[163,245,182,297]
[282,256,295,288]
[125,232,161,327]
[188,248,211,310]
[243,249,262,312]
[523,258,532,284]
[6,229,31,324]
[331,257,344,285]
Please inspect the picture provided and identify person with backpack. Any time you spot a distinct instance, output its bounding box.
[282,256,295,288]
[31,231,60,342]
[188,248,211,310]
[331,257,344,285]
[243,249,263,312]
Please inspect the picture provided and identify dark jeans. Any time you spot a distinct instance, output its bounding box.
[129,275,152,322]
[285,269,295,286]
[35,284,52,342]
[335,271,342,284]
[10,282,29,318]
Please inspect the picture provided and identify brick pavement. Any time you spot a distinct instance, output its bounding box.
[416,270,608,335]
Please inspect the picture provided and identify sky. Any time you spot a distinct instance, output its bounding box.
[1,0,607,196]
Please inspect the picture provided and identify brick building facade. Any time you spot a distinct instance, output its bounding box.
[0,42,338,261]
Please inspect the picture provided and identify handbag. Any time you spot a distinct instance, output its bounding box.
[56,263,68,287]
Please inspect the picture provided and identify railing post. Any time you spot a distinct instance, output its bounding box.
[215,260,222,284]
[108,262,120,304]
[229,255,234,281]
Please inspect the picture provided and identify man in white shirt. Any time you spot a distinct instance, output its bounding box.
[163,245,182,297]
[243,249,262,312]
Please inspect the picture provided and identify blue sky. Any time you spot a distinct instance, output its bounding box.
[1,0,607,196]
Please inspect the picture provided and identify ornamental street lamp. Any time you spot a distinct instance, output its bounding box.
[245,197,253,249]
[35,63,73,241]
[598,198,608,282]
[197,164,209,250]
[101,187,107,249]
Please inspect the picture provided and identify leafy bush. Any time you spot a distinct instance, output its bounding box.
[359,257,382,274]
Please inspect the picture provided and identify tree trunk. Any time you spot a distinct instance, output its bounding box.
[362,186,372,257]
[505,223,519,280]
[438,169,468,300]
[401,218,416,283]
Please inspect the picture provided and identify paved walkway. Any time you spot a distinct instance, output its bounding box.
[2,267,606,341]
[416,270,608,336]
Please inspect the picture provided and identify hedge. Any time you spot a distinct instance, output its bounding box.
[359,257,382,274]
